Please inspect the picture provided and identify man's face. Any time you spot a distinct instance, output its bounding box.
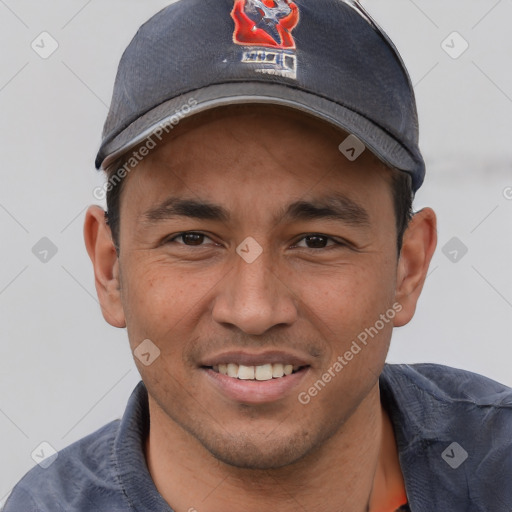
[116,106,401,469]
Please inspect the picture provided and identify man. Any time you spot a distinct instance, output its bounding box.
[4,0,511,511]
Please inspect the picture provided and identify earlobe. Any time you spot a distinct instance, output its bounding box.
[84,206,126,328]
[394,208,437,327]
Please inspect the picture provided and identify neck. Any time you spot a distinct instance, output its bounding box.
[145,384,401,512]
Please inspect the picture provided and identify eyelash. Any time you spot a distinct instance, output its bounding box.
[165,232,346,250]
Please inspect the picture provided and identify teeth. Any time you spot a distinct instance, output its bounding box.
[238,365,255,380]
[227,363,238,378]
[272,363,284,378]
[255,364,273,381]
[213,363,301,381]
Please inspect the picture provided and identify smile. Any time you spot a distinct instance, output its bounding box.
[210,363,304,381]
[200,351,312,403]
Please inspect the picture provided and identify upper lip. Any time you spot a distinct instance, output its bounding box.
[200,350,311,368]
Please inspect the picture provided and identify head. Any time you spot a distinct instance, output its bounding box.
[84,103,437,469]
[87,0,436,471]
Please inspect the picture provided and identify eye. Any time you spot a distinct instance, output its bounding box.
[165,232,346,250]
[167,232,214,246]
[293,234,343,250]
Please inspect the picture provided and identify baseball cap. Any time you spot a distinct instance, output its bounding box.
[96,0,425,192]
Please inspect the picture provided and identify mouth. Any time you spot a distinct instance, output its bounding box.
[200,352,312,404]
[207,363,306,381]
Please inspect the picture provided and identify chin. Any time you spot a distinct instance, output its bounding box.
[193,427,321,470]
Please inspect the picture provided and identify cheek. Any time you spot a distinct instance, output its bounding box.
[293,259,396,329]
[120,257,220,351]
[295,263,396,413]
[292,259,397,379]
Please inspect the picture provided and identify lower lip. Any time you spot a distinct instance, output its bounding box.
[203,367,310,404]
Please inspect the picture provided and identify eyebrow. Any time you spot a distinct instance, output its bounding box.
[142,194,370,228]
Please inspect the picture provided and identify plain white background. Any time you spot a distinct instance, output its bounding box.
[0,0,511,504]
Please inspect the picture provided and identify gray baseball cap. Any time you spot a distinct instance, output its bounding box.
[96,0,425,191]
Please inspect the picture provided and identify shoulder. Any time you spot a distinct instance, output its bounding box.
[382,362,512,407]
[381,363,512,508]
[3,420,122,512]
[381,363,512,441]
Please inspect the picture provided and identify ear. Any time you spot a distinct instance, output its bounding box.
[394,207,437,327]
[84,205,126,328]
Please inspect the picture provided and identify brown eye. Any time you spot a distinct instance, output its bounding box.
[169,232,210,246]
[295,234,339,249]
[182,233,204,245]
[305,235,328,248]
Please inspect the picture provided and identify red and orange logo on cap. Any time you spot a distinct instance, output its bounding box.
[232,0,300,50]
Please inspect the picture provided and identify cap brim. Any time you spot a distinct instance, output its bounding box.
[96,82,422,182]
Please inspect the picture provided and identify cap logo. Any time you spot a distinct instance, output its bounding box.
[231,0,300,79]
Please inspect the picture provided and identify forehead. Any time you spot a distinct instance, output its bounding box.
[148,104,346,153]
[128,104,387,175]
[118,104,394,216]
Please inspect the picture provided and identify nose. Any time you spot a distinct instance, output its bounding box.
[211,248,298,336]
